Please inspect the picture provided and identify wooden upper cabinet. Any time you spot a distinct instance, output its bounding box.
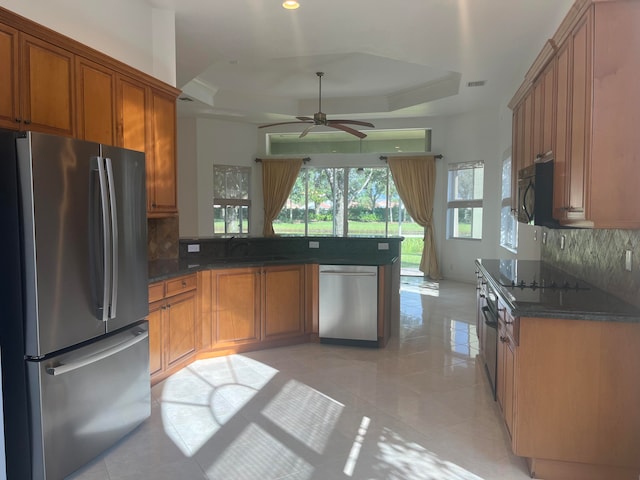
[147,89,178,215]
[76,57,116,145]
[531,59,555,163]
[588,1,640,228]
[20,33,75,136]
[532,78,544,160]
[522,93,534,168]
[566,12,591,222]
[553,43,571,221]
[116,75,147,153]
[0,22,19,130]
[541,62,555,157]
[511,101,526,211]
[0,25,76,135]
[0,8,181,220]
[116,76,179,217]
[513,1,640,229]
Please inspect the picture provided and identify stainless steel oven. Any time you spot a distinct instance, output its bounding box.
[481,283,499,399]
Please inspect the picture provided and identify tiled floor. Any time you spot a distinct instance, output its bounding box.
[68,278,530,480]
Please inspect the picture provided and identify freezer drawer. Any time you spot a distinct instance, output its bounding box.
[27,323,150,480]
[319,265,378,343]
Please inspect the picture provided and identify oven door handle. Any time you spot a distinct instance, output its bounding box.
[482,306,498,329]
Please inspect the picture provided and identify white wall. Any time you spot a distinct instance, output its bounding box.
[0,0,176,85]
[437,108,502,283]
[186,118,259,237]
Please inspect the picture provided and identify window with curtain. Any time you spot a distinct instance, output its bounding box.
[447,161,484,240]
[500,156,518,251]
[213,165,251,236]
[273,166,420,236]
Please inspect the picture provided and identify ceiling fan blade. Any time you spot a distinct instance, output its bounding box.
[259,121,313,129]
[327,120,375,128]
[299,125,316,138]
[329,123,367,139]
[296,116,313,122]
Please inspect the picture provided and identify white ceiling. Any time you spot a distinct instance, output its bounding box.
[141,0,575,125]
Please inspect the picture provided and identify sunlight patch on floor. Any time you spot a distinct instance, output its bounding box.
[158,352,489,480]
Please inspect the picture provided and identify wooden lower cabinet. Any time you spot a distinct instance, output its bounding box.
[262,265,305,340]
[212,267,261,347]
[147,274,197,382]
[150,262,398,384]
[497,324,515,438]
[147,301,164,376]
[165,291,197,367]
[208,264,307,348]
[495,306,640,479]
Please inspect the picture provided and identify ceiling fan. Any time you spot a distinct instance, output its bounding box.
[258,72,374,139]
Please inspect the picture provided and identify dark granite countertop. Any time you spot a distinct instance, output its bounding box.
[150,254,399,283]
[476,259,640,323]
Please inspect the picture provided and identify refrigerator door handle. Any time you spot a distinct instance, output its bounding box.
[94,156,111,323]
[45,330,148,376]
[105,157,118,319]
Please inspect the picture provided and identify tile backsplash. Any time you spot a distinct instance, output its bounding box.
[542,228,640,308]
[148,216,179,260]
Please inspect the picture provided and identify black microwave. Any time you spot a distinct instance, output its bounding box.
[517,160,554,226]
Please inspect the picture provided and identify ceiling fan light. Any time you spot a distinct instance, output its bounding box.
[282,1,300,9]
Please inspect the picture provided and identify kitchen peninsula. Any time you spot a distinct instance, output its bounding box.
[476,258,640,480]
[148,236,402,383]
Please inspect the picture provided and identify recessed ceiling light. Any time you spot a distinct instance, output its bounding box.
[282,1,300,9]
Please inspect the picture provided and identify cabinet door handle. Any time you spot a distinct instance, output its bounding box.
[24,119,31,125]
[15,117,21,123]
[181,281,187,287]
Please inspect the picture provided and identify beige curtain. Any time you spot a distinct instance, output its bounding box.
[388,155,441,279]
[261,158,303,237]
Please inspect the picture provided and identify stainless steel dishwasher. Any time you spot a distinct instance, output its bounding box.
[319,265,378,345]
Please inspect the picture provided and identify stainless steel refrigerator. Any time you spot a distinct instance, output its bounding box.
[0,131,151,480]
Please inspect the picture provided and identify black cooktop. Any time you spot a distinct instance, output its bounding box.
[476,259,640,322]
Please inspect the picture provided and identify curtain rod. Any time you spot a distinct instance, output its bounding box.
[255,157,311,163]
[379,154,443,161]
